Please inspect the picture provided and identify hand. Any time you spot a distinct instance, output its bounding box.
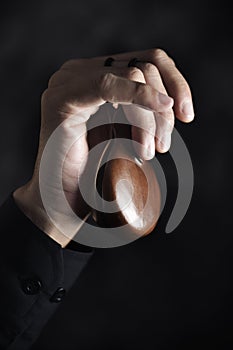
[13,48,194,247]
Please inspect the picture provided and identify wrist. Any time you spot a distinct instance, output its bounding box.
[13,182,73,248]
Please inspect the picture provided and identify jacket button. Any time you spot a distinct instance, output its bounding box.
[21,278,42,295]
[50,287,66,303]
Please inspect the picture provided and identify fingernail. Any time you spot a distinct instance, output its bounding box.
[181,101,194,120]
[158,92,173,106]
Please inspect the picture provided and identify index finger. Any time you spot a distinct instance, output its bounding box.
[98,72,174,112]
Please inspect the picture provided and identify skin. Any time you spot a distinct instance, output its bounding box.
[13,48,194,248]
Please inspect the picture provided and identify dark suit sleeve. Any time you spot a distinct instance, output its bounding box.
[0,194,94,350]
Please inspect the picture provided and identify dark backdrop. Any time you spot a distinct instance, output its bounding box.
[1,0,232,349]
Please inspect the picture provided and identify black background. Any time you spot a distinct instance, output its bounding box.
[1,0,232,349]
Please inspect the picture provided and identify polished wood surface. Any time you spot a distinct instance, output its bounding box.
[93,122,161,237]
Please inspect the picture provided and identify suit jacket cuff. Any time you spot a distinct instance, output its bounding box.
[0,194,94,350]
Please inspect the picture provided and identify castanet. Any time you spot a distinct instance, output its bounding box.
[93,122,161,237]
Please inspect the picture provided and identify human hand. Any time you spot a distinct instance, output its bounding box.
[14,48,194,247]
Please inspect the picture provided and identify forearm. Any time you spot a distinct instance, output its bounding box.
[13,182,71,248]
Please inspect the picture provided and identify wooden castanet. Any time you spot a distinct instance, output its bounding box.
[94,123,161,237]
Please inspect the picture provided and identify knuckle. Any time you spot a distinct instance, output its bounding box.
[171,78,191,97]
[127,67,144,82]
[48,72,59,87]
[134,82,147,101]
[143,62,160,76]
[179,82,190,95]
[48,70,70,88]
[41,88,49,103]
[168,56,175,66]
[99,72,115,88]
[99,72,116,100]
[143,62,156,71]
[150,48,166,60]
[149,48,175,66]
[41,88,53,110]
[60,59,78,69]
[41,87,60,110]
[156,111,174,133]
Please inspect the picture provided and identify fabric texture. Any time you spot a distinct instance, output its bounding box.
[0,194,93,350]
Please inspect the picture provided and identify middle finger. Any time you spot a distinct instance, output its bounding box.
[135,61,175,153]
